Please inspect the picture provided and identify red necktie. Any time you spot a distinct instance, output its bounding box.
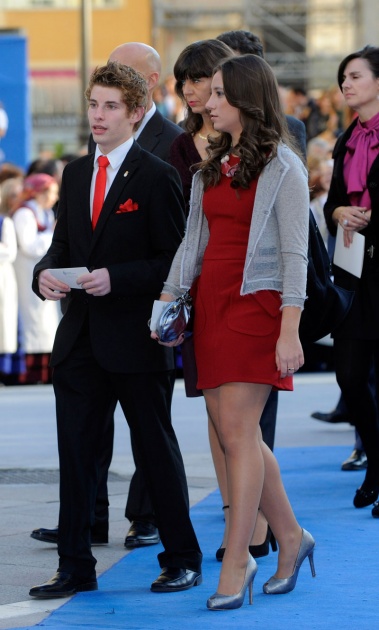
[92,155,110,229]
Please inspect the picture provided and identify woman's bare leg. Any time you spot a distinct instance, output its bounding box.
[259,441,302,577]
[204,382,270,595]
[207,410,230,546]
[208,408,269,549]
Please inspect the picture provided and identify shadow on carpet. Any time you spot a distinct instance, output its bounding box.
[17,446,378,630]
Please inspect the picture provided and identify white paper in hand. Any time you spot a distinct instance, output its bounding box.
[48,267,89,289]
[333,224,365,278]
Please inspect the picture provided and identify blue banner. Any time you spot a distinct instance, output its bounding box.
[0,31,30,170]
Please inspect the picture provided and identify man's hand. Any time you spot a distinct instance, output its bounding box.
[77,268,111,296]
[38,269,70,300]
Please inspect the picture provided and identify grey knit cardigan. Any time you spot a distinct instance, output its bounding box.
[163,143,309,310]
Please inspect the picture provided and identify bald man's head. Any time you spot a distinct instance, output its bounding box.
[109,42,161,79]
[108,43,161,110]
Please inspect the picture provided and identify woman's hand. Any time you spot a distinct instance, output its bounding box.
[276,332,304,378]
[333,205,371,246]
[276,306,304,378]
[150,293,185,346]
[150,331,185,346]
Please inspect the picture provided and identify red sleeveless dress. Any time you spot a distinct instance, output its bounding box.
[192,157,293,391]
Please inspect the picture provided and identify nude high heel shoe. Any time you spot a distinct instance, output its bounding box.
[263,529,316,595]
[207,554,258,611]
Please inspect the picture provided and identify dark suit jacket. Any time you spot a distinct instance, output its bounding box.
[286,115,306,160]
[33,142,186,373]
[324,118,379,240]
[323,117,379,334]
[88,109,183,163]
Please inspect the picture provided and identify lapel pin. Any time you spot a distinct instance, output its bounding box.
[124,170,129,177]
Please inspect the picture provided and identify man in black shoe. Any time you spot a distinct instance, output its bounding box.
[311,382,369,474]
[29,61,201,599]
[30,526,108,545]
[341,447,367,471]
[30,42,183,552]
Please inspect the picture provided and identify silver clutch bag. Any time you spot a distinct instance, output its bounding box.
[157,291,193,343]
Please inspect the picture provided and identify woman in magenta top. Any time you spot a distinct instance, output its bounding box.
[324,46,379,515]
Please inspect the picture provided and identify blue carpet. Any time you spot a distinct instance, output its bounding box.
[17,446,379,629]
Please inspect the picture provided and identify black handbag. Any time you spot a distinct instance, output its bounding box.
[157,291,193,343]
[299,211,354,343]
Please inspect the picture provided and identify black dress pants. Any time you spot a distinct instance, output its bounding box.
[92,400,115,535]
[53,333,201,579]
[259,390,278,452]
[333,337,379,488]
[95,391,174,528]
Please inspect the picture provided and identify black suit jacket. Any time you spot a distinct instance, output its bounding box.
[33,142,186,373]
[323,117,379,299]
[324,118,379,239]
[286,115,306,160]
[88,110,183,163]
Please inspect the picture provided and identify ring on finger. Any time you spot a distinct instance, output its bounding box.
[343,219,349,227]
[288,367,295,372]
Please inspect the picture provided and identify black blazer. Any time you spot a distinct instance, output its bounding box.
[324,118,379,240]
[33,142,186,373]
[323,118,379,334]
[88,110,184,163]
[286,115,307,160]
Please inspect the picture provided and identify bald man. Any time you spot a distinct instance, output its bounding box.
[31,43,184,552]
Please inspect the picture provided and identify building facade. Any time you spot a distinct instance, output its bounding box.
[0,0,377,161]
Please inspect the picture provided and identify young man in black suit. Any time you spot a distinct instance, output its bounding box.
[29,62,202,598]
[31,42,184,551]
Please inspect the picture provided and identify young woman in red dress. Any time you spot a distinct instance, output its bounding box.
[152,54,315,610]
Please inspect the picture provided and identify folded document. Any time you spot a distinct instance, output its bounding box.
[333,224,365,278]
[48,267,89,289]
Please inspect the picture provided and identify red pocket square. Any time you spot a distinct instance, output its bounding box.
[116,199,139,213]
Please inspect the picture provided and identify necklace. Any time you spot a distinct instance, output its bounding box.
[197,132,208,140]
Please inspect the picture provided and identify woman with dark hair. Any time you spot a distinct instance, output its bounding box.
[217,29,264,57]
[170,37,279,561]
[169,39,233,214]
[324,45,379,516]
[153,54,315,610]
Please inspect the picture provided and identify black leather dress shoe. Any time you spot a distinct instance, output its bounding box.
[31,527,60,544]
[353,485,379,508]
[341,449,368,471]
[371,502,379,518]
[311,410,350,423]
[150,567,202,592]
[124,521,160,548]
[29,570,98,599]
[30,526,108,545]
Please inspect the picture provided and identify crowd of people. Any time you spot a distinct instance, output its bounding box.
[0,155,80,385]
[1,31,379,612]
